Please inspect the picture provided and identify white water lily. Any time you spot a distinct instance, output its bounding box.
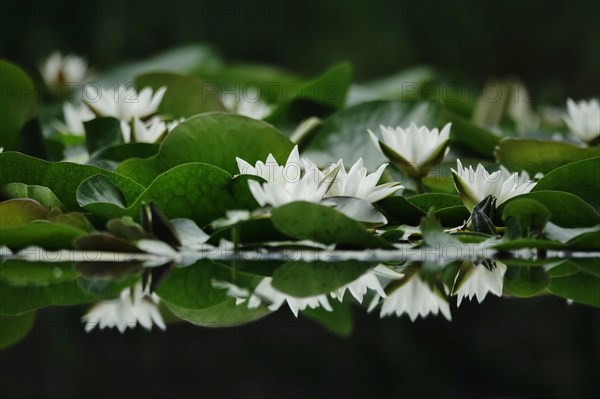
[82,282,165,333]
[54,102,95,135]
[215,277,332,317]
[222,88,272,120]
[563,98,600,144]
[120,116,183,143]
[322,158,402,203]
[454,261,507,306]
[369,122,451,178]
[452,159,536,211]
[369,272,451,321]
[39,52,88,86]
[237,146,330,208]
[85,85,166,121]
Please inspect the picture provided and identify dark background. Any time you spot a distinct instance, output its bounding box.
[0,0,599,101]
[1,297,599,399]
[1,1,599,398]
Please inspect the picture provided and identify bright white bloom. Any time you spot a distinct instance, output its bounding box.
[454,261,507,306]
[369,122,451,178]
[0,147,3,153]
[237,146,331,208]
[369,273,451,321]
[330,267,387,304]
[563,99,600,143]
[54,103,95,135]
[321,158,402,203]
[85,85,166,121]
[216,277,332,317]
[120,116,183,143]
[82,282,165,333]
[452,159,536,211]
[222,88,272,120]
[39,52,88,86]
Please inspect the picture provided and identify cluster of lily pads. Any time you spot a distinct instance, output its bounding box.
[0,45,598,346]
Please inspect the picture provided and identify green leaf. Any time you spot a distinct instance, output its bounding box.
[495,139,600,175]
[377,196,426,226]
[497,191,600,228]
[89,142,159,165]
[0,312,35,349]
[135,72,226,118]
[116,113,294,185]
[0,152,144,210]
[407,193,463,211]
[0,261,79,286]
[271,261,375,297]
[271,202,395,249]
[303,100,444,171]
[2,183,66,211]
[83,117,124,154]
[78,163,253,226]
[156,260,271,327]
[533,157,600,212]
[0,60,37,151]
[502,198,551,238]
[0,220,88,250]
[548,268,600,307]
[301,300,353,337]
[503,267,549,297]
[0,279,100,315]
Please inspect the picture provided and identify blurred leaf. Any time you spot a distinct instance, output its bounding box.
[548,268,600,307]
[0,199,49,227]
[444,111,500,159]
[3,183,66,211]
[0,261,78,286]
[84,117,124,154]
[503,267,549,297]
[301,300,353,337]
[0,60,37,151]
[0,312,35,349]
[502,198,550,238]
[495,139,600,175]
[136,72,226,118]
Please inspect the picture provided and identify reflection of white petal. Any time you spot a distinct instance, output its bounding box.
[82,282,165,333]
[373,274,451,321]
[454,262,507,306]
[331,270,386,304]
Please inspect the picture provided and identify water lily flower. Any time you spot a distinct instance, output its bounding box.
[82,282,166,333]
[369,272,451,321]
[54,102,95,135]
[237,146,332,208]
[563,98,600,144]
[321,159,402,203]
[85,85,166,121]
[452,160,536,212]
[215,277,332,317]
[39,52,88,86]
[369,122,451,180]
[453,261,507,306]
[212,210,252,229]
[222,88,272,120]
[120,116,183,143]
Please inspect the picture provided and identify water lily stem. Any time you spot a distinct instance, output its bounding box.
[414,177,425,194]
